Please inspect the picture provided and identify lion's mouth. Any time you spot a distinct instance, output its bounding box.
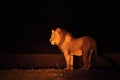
[51,42,55,45]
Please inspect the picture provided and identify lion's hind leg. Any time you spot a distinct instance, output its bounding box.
[88,49,94,68]
[79,50,91,71]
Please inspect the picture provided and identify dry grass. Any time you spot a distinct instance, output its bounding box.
[0,53,120,80]
[0,68,120,80]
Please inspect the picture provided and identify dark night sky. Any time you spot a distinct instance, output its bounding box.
[0,1,120,54]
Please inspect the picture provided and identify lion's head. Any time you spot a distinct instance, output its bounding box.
[49,28,62,46]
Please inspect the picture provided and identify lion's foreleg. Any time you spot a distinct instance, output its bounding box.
[64,52,70,70]
[69,55,73,70]
[64,52,73,70]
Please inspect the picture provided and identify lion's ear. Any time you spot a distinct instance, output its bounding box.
[56,27,61,33]
[52,29,54,33]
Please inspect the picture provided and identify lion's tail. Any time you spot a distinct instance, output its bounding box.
[94,42,97,63]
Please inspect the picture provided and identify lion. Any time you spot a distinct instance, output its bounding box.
[49,27,97,70]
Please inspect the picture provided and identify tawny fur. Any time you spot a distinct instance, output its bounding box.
[50,27,97,70]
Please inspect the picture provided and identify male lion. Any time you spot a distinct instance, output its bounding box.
[49,27,97,70]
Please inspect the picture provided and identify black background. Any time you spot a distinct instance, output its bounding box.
[0,1,120,54]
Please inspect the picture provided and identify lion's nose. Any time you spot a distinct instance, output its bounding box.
[49,38,52,42]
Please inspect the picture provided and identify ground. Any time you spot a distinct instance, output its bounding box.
[0,53,120,80]
[0,68,120,80]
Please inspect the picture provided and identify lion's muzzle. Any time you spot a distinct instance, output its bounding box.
[50,39,55,45]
